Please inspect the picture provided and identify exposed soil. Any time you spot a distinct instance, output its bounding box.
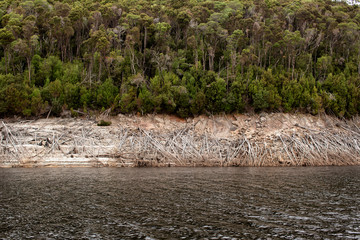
[1,113,359,167]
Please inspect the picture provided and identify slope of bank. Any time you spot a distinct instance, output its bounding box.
[1,113,359,167]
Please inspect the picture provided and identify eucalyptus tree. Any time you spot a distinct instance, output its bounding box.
[198,20,228,71]
[0,28,15,74]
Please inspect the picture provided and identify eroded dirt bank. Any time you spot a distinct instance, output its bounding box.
[1,113,360,167]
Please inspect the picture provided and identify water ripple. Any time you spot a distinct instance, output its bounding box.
[0,166,359,239]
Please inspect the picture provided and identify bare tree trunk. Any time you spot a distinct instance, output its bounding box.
[208,47,215,71]
[288,54,291,73]
[226,62,229,92]
[231,51,236,78]
[292,56,295,80]
[201,41,206,71]
[89,57,93,87]
[98,58,102,82]
[27,57,31,85]
[76,32,81,58]
[130,49,136,74]
[142,27,147,76]
[194,37,199,70]
[358,47,360,77]
[194,48,198,70]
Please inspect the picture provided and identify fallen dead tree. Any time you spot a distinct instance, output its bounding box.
[0,115,360,167]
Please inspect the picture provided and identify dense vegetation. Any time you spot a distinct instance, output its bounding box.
[0,0,360,118]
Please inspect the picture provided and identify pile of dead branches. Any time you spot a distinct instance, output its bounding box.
[1,118,360,167]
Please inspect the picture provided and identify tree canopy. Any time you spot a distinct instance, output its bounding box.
[0,0,360,118]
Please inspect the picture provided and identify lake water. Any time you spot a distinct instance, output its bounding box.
[0,167,360,239]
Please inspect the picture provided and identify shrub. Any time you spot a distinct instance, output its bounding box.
[97,120,112,126]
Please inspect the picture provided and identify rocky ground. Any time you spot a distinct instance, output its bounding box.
[1,113,359,167]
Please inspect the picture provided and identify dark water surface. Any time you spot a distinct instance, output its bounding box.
[0,167,360,239]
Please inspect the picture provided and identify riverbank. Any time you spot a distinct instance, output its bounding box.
[1,113,360,167]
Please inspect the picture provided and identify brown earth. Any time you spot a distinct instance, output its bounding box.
[1,113,359,167]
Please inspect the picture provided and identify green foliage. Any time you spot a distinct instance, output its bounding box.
[79,87,93,110]
[172,85,190,117]
[37,56,63,86]
[30,88,46,116]
[137,87,154,114]
[249,79,270,111]
[118,84,137,114]
[96,78,118,108]
[227,79,245,113]
[0,0,359,118]
[190,91,206,115]
[62,61,82,84]
[97,120,112,126]
[63,82,80,109]
[205,77,227,113]
[0,74,15,114]
[281,79,302,112]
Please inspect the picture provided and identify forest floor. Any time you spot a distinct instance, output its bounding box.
[1,113,360,167]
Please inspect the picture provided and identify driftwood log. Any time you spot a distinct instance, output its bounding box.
[0,115,360,167]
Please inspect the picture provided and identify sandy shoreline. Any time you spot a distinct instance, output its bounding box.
[1,113,360,167]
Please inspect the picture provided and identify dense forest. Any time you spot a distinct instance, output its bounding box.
[0,0,360,118]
